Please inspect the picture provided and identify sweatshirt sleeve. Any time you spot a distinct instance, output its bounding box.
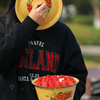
[0,16,39,75]
[59,26,88,100]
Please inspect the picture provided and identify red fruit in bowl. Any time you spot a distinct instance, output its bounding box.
[34,75,76,87]
[42,81,49,87]
[46,75,50,78]
[34,80,39,85]
[51,75,57,79]
[49,79,55,87]
[35,78,42,86]
[65,76,76,86]
[51,75,58,83]
[66,80,73,86]
[69,77,76,84]
[65,76,71,82]
[59,75,66,79]
[62,79,67,86]
[55,80,62,87]
[45,75,50,82]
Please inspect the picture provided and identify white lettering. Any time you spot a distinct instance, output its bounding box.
[18,76,29,82]
[28,40,44,47]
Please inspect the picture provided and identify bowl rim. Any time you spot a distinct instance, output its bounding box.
[31,76,80,88]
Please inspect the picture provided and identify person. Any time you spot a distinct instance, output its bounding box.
[0,0,88,100]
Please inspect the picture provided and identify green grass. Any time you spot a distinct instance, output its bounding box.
[64,15,100,45]
[72,15,93,25]
[83,54,100,69]
[64,15,93,25]
[65,21,100,69]
[66,23,100,45]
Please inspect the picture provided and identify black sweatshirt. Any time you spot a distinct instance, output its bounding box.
[0,16,88,100]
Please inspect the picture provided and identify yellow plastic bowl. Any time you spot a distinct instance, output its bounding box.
[32,76,79,100]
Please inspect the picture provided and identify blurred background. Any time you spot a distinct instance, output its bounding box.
[61,0,100,70]
[0,0,100,99]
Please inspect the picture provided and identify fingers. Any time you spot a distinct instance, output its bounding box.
[37,3,47,10]
[33,2,43,9]
[41,7,47,17]
[33,2,47,14]
[40,4,47,13]
[28,2,48,25]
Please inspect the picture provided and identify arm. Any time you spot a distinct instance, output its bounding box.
[60,27,88,100]
[0,16,39,75]
[0,2,47,75]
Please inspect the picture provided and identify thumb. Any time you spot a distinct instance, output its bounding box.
[33,2,43,9]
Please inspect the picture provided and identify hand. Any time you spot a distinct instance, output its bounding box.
[28,2,47,25]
